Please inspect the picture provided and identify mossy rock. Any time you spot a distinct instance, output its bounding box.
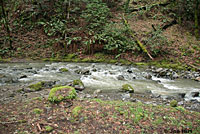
[170,100,178,107]
[28,81,44,91]
[48,86,77,103]
[72,106,83,118]
[73,79,84,86]
[59,68,69,72]
[122,84,134,93]
[72,79,85,91]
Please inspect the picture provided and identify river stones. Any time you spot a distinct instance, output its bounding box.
[117,75,125,80]
[177,93,186,99]
[144,74,152,79]
[19,75,27,79]
[121,84,134,93]
[74,69,91,75]
[195,77,200,82]
[190,92,199,97]
[0,74,18,84]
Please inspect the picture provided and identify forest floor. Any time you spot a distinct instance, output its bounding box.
[0,97,200,134]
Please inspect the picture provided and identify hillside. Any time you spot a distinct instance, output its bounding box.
[0,0,199,69]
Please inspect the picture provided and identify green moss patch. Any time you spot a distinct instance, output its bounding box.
[45,126,53,132]
[48,86,77,103]
[33,108,43,114]
[170,100,178,107]
[72,106,83,118]
[59,68,69,72]
[122,84,134,93]
[28,81,44,91]
[73,79,84,86]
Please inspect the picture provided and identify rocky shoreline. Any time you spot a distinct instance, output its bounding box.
[0,62,199,112]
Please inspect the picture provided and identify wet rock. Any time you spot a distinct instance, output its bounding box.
[151,94,161,98]
[122,93,131,100]
[0,74,18,83]
[178,93,186,98]
[144,74,152,79]
[172,73,179,79]
[28,70,37,74]
[190,92,199,97]
[74,69,81,74]
[130,98,137,102]
[43,81,56,88]
[74,69,91,75]
[19,75,27,79]
[155,68,163,73]
[71,79,85,91]
[93,89,102,95]
[91,68,97,72]
[82,69,91,75]
[132,74,136,79]
[178,101,184,105]
[127,69,133,73]
[195,77,200,82]
[117,75,125,80]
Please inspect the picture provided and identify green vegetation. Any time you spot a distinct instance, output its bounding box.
[59,68,69,72]
[122,84,134,93]
[0,0,199,67]
[44,126,53,132]
[48,86,77,103]
[33,108,43,115]
[28,81,44,91]
[73,79,84,86]
[170,100,178,107]
[0,97,200,133]
[72,106,83,118]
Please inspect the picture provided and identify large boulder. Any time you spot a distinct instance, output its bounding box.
[48,86,77,103]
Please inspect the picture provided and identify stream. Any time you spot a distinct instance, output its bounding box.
[0,62,200,111]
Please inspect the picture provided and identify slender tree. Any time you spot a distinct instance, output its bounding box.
[194,0,200,39]
[0,0,12,49]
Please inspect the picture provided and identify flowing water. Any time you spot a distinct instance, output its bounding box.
[0,62,199,101]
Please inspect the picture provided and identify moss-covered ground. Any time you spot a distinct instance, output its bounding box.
[0,98,199,134]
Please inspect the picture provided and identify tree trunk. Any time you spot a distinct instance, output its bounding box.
[194,0,199,40]
[0,0,13,49]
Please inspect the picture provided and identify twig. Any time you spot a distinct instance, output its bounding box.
[37,123,42,131]
[0,120,26,125]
